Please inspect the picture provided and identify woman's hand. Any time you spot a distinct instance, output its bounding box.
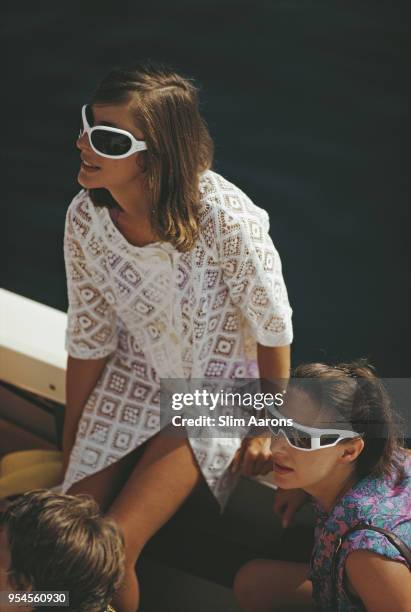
[273,488,308,528]
[230,435,273,476]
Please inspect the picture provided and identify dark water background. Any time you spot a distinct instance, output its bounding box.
[3,1,409,376]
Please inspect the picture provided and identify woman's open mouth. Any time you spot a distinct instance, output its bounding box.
[273,461,294,475]
[80,159,101,173]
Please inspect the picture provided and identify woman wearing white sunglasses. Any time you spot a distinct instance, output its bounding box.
[61,60,293,611]
[234,360,410,612]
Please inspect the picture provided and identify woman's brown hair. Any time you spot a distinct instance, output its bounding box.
[2,490,125,612]
[290,358,406,482]
[88,59,214,252]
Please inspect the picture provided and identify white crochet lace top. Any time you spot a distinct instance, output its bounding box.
[64,169,293,381]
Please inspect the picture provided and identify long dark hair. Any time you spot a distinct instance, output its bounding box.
[291,359,406,482]
[87,59,214,252]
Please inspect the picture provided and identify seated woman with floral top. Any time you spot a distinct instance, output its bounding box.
[234,360,411,612]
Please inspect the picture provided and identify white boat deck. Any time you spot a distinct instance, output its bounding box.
[0,288,67,404]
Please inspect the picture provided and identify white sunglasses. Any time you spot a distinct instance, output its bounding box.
[79,104,147,159]
[267,405,362,451]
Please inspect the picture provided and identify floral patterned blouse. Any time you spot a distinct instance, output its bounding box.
[309,453,411,611]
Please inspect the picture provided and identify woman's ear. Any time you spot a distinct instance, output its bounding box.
[339,438,365,465]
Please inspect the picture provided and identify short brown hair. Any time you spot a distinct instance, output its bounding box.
[2,490,125,612]
[88,59,214,252]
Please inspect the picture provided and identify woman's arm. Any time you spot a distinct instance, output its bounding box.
[62,354,112,474]
[231,344,291,476]
[62,197,120,474]
[345,551,411,612]
[257,343,291,386]
[214,194,293,476]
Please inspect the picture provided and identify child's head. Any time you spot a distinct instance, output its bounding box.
[0,490,125,612]
[270,359,404,491]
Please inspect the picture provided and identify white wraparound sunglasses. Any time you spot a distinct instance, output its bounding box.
[267,405,363,451]
[79,104,147,159]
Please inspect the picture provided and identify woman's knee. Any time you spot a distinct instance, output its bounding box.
[123,557,138,577]
[121,538,139,570]
[112,562,140,612]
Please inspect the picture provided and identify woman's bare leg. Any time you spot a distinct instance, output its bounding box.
[106,431,201,612]
[66,442,147,511]
[66,431,202,611]
[234,559,312,611]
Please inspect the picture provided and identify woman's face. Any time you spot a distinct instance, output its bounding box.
[270,389,358,491]
[76,101,146,192]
